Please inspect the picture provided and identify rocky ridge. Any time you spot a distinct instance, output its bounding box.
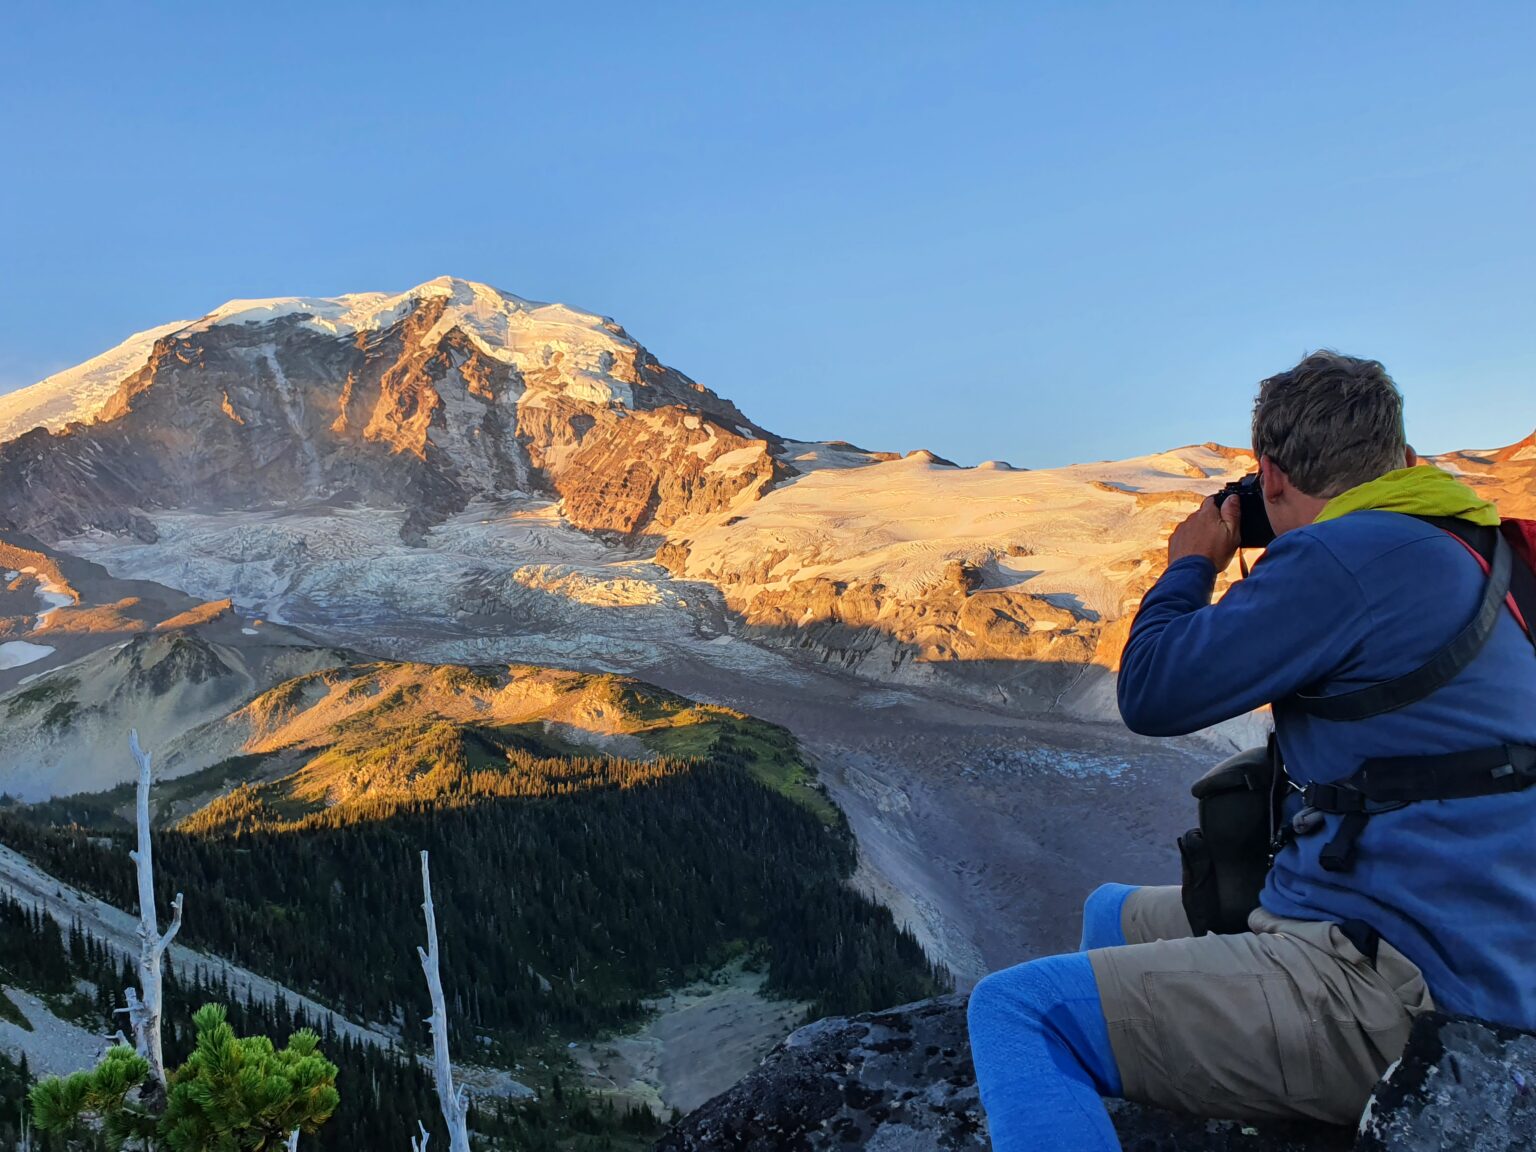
[659,995,1535,1151]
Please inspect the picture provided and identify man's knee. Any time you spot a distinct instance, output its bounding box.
[969,954,1122,1097]
[970,953,1100,1035]
[1080,882,1138,950]
[969,964,1034,1036]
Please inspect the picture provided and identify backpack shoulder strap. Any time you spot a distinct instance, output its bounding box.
[1427,515,1536,647]
[1289,526,1513,722]
[1296,742,1536,871]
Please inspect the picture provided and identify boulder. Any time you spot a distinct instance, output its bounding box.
[1357,1012,1536,1151]
[659,996,1535,1151]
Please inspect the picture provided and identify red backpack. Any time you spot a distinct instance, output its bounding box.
[1501,518,1536,635]
[1446,517,1536,639]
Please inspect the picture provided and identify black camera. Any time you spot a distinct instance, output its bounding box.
[1213,473,1275,549]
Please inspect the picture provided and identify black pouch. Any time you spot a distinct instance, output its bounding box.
[1178,745,1277,936]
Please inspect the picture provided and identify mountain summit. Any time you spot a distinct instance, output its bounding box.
[0,277,777,541]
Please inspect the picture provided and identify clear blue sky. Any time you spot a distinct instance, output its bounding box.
[2,2,1531,467]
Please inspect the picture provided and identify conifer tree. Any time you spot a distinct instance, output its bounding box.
[29,1004,339,1150]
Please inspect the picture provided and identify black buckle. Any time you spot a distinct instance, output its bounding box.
[1301,781,1369,813]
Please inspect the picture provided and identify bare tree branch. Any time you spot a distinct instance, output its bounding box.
[417,851,471,1152]
[128,729,184,1087]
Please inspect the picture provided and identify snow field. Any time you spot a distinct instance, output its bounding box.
[0,641,55,670]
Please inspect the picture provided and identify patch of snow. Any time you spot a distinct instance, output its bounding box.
[0,641,54,670]
[1357,1057,1401,1137]
[686,429,720,459]
[705,445,767,474]
[242,627,259,636]
[513,565,666,608]
[426,353,528,487]
[34,579,74,627]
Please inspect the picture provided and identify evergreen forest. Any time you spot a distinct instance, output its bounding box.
[0,704,949,1148]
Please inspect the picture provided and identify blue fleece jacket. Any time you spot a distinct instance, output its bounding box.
[1119,511,1536,1029]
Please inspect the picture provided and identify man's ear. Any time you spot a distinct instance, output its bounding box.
[1405,444,1419,468]
[1259,456,1288,502]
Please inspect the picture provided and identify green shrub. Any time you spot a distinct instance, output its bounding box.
[30,1003,339,1151]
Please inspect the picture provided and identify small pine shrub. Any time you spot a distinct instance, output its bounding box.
[30,1003,339,1151]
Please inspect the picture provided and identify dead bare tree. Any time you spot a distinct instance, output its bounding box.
[119,729,184,1089]
[417,851,471,1152]
[410,1120,430,1152]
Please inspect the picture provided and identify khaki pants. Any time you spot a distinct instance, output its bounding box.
[1088,886,1434,1124]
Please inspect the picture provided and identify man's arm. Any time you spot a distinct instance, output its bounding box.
[1117,530,1371,737]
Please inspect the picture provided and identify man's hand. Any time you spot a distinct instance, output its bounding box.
[1168,495,1241,570]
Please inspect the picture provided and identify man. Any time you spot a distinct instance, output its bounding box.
[967,352,1536,1150]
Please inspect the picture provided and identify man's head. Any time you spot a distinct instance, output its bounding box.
[1251,351,1412,535]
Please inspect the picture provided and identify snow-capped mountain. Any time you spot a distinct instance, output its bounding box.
[0,277,780,543]
[1,278,1529,724]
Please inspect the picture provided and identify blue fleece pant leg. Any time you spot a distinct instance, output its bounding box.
[1079,883,1138,951]
[967,952,1123,1152]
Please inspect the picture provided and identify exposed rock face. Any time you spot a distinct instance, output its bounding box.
[661,996,1536,1152]
[552,406,783,536]
[1357,1013,1536,1151]
[699,571,1099,688]
[656,995,989,1152]
[0,278,776,543]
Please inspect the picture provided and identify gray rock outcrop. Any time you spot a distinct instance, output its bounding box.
[1357,1013,1536,1151]
[659,996,1535,1151]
